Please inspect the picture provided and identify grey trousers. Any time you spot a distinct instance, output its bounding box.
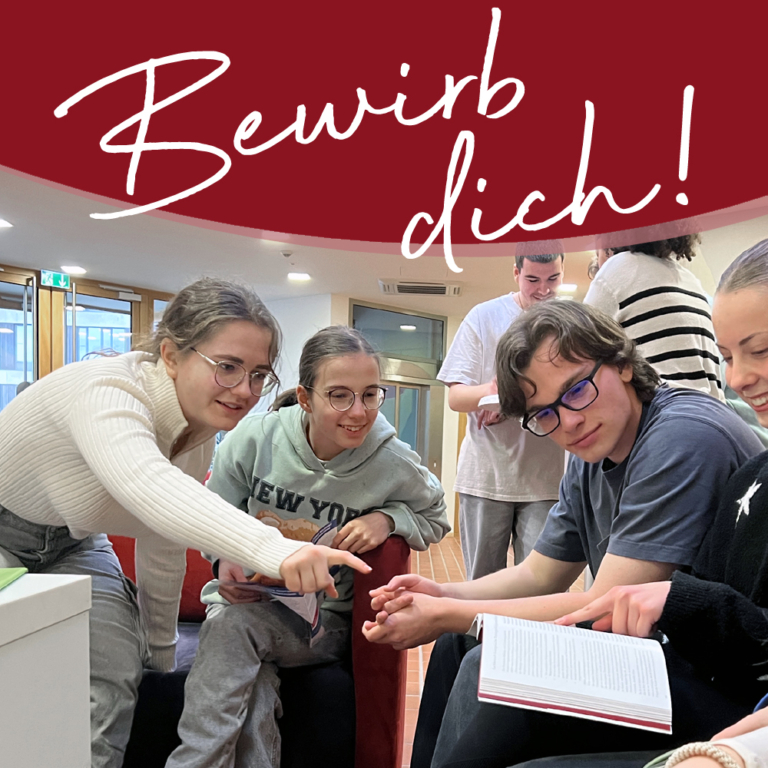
[0,506,147,768]
[166,600,351,768]
[458,494,556,579]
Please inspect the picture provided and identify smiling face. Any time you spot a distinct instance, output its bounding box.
[713,287,768,427]
[162,320,273,441]
[514,257,564,309]
[521,338,643,464]
[298,353,381,461]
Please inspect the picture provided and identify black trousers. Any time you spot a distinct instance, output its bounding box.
[511,754,660,768]
[412,632,760,768]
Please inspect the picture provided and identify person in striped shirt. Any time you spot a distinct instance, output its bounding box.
[585,234,723,400]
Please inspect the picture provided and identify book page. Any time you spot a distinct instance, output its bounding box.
[480,614,670,710]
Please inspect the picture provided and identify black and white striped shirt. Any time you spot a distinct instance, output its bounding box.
[584,251,723,400]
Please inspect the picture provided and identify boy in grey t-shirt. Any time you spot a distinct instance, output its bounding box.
[365,300,763,768]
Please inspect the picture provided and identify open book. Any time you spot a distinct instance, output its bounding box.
[475,614,672,733]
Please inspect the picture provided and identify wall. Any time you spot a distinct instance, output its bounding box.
[264,293,333,394]
[700,214,768,284]
[439,314,463,533]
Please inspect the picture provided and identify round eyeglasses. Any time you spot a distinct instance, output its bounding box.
[192,348,279,397]
[521,362,602,437]
[309,386,387,412]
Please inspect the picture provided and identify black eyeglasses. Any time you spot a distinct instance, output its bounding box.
[192,348,278,397]
[308,386,387,412]
[521,362,602,437]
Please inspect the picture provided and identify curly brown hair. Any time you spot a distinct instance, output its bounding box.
[495,301,660,419]
[607,235,701,262]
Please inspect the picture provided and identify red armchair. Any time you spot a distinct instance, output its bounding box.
[110,534,410,768]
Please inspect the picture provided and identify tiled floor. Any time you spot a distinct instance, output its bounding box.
[403,537,466,768]
[401,537,585,768]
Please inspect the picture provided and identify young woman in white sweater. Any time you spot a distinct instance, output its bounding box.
[0,278,368,768]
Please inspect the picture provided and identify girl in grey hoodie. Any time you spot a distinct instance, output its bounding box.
[167,325,449,768]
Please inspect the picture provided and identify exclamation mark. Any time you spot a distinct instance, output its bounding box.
[676,85,694,206]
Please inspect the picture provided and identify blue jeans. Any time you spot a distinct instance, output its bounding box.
[0,506,147,768]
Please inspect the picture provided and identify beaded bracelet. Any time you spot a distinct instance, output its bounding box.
[665,741,742,768]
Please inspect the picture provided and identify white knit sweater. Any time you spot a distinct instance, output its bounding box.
[0,352,306,671]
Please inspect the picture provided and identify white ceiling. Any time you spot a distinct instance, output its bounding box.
[0,169,596,318]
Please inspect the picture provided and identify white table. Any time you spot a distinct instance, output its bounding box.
[0,574,91,768]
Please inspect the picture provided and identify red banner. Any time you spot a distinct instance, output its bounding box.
[2,1,767,262]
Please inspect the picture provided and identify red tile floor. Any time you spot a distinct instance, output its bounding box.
[400,537,584,767]
[402,537,466,768]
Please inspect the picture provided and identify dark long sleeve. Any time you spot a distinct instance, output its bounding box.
[658,570,768,684]
[657,451,768,689]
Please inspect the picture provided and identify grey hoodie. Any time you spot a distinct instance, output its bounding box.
[202,404,449,611]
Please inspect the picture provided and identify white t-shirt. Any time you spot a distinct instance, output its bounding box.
[584,251,723,400]
[438,293,564,502]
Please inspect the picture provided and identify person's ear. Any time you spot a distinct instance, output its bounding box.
[618,362,634,383]
[160,339,181,380]
[513,265,521,285]
[296,385,312,412]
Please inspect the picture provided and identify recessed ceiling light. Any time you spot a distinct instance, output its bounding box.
[400,324,417,331]
[0,327,13,334]
[287,273,311,282]
[559,284,577,293]
[0,219,13,228]
[61,265,87,275]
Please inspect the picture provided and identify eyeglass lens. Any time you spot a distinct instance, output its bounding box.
[528,379,598,435]
[214,362,276,396]
[328,387,385,411]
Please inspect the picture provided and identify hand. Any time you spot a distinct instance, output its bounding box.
[280,544,372,597]
[477,378,502,428]
[713,707,768,739]
[477,409,503,429]
[362,592,446,650]
[217,560,265,604]
[369,573,444,612]
[332,512,394,554]
[555,581,671,636]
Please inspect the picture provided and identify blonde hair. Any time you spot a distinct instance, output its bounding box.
[718,239,768,295]
[134,277,281,369]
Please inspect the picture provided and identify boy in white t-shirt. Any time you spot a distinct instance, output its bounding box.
[437,244,566,579]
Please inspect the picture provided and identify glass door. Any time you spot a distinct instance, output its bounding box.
[64,289,133,364]
[380,382,429,459]
[0,274,36,411]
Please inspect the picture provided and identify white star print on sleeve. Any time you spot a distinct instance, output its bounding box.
[736,480,762,526]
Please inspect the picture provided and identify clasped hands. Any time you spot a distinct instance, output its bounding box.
[363,574,449,650]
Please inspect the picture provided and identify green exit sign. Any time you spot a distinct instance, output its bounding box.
[41,270,71,289]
